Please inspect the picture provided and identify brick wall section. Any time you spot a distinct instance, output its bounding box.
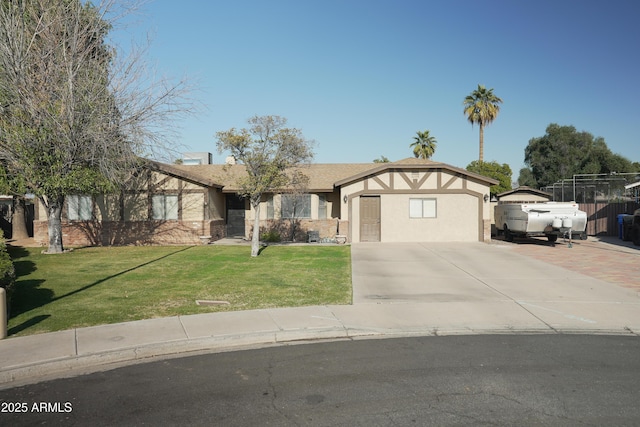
[34,219,227,246]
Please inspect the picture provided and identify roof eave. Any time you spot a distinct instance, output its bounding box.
[149,161,224,189]
[334,162,499,187]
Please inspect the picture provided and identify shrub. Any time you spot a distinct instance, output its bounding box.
[260,230,282,243]
[0,230,16,314]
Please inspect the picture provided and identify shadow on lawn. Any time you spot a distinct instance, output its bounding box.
[8,259,50,319]
[9,246,194,322]
[8,314,50,336]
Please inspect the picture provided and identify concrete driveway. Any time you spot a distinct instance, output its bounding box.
[351,242,640,331]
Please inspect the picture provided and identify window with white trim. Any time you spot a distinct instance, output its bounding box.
[266,195,275,219]
[68,195,92,220]
[281,194,311,219]
[318,194,327,219]
[409,198,436,218]
[152,194,179,220]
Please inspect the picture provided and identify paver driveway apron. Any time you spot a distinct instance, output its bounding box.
[350,242,640,334]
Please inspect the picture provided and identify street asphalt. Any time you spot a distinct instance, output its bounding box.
[1,237,638,389]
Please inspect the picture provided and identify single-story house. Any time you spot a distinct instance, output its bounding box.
[32,157,498,246]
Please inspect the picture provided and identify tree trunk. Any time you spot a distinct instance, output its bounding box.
[479,123,485,163]
[11,197,29,240]
[45,195,65,254]
[250,199,261,257]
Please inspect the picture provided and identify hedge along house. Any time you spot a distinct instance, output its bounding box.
[32,157,498,246]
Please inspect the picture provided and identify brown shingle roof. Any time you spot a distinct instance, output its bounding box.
[150,162,224,188]
[164,162,377,192]
[155,157,498,191]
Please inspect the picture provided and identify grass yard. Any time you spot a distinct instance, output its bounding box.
[6,244,352,337]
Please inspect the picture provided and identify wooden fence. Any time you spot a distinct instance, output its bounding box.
[580,202,640,236]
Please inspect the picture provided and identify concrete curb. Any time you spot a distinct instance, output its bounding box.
[3,323,638,390]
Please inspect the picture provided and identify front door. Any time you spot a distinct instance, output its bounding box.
[360,196,381,242]
[226,195,246,238]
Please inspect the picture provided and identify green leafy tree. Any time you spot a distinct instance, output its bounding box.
[517,167,537,187]
[466,160,512,195]
[410,130,437,159]
[463,85,503,162]
[373,155,390,163]
[519,124,636,188]
[216,115,314,257]
[0,0,195,253]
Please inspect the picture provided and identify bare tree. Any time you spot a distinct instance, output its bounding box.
[216,115,314,257]
[0,0,196,253]
[280,171,310,242]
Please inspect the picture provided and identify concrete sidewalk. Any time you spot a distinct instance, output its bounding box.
[1,240,639,389]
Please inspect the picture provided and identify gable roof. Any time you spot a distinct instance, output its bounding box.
[334,158,499,187]
[153,157,499,192]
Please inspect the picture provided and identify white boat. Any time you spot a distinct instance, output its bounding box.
[494,202,588,242]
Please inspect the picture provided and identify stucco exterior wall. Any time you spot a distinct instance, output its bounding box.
[94,195,119,221]
[123,193,148,221]
[380,193,479,242]
[181,192,204,221]
[350,196,361,243]
[339,167,492,243]
[208,189,225,220]
[326,191,341,218]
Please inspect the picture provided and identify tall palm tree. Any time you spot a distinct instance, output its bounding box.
[410,130,437,159]
[463,84,503,162]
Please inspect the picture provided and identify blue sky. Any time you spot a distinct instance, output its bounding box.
[119,0,639,177]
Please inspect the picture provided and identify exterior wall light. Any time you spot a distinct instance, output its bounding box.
[343,195,348,203]
[483,194,489,202]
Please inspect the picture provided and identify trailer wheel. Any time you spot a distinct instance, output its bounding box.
[580,232,588,240]
[504,225,513,242]
[547,234,558,242]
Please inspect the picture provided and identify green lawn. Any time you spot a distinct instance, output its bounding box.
[6,244,352,337]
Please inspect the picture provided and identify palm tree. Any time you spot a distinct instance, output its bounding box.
[463,84,503,162]
[410,130,437,159]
